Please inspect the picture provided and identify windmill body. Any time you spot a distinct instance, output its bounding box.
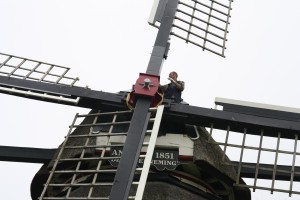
[1,1,300,200]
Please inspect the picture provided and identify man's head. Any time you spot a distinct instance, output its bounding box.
[169,71,178,81]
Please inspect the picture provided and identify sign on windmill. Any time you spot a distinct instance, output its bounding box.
[108,147,180,171]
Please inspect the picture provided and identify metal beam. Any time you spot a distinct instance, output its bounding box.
[0,146,56,164]
[164,103,300,139]
[0,75,126,111]
[109,97,151,200]
[146,0,179,75]
[4,73,300,139]
[110,1,179,199]
[232,162,300,182]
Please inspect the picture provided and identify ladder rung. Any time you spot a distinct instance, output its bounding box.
[58,154,146,162]
[58,156,122,162]
[66,129,152,139]
[53,168,142,175]
[77,110,132,118]
[42,197,109,200]
[63,144,124,149]
[149,118,155,122]
[48,182,113,187]
[72,121,131,128]
[62,143,150,149]
[148,107,158,111]
[67,131,152,139]
[68,132,128,138]
[54,169,118,174]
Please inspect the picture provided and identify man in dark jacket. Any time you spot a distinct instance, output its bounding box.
[161,71,185,103]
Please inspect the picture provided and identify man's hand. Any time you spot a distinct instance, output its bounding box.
[168,77,176,83]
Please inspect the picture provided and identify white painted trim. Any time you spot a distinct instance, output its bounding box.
[135,105,164,200]
[0,86,80,104]
[215,97,300,114]
[148,0,160,24]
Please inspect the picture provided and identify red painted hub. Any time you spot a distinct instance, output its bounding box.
[126,73,163,109]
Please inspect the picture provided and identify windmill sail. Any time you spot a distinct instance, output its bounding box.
[38,106,165,200]
[0,52,126,110]
[211,97,300,197]
[149,0,233,57]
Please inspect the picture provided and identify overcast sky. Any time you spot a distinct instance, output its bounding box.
[1,0,300,199]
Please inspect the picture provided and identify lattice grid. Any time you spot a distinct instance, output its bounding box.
[208,125,300,197]
[39,107,164,200]
[0,52,80,87]
[173,0,233,57]
[150,0,233,57]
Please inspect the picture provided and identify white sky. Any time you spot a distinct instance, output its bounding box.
[1,0,300,199]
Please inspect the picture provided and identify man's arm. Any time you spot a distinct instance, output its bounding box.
[168,77,184,91]
[176,81,184,91]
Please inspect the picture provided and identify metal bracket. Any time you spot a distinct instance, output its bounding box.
[134,73,160,97]
[126,73,163,109]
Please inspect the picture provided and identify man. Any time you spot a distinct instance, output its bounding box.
[160,71,185,103]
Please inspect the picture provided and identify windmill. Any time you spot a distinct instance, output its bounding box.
[1,1,300,200]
